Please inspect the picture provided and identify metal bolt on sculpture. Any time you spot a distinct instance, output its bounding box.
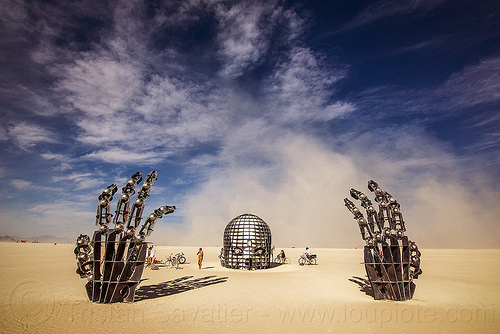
[344,180,422,301]
[221,213,272,270]
[74,171,175,303]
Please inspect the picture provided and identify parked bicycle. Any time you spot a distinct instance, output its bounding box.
[298,254,317,266]
[176,252,187,264]
[166,252,186,269]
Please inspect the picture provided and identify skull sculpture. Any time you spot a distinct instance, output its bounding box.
[221,213,272,270]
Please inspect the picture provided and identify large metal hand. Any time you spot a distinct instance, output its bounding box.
[344,180,422,301]
[74,171,175,303]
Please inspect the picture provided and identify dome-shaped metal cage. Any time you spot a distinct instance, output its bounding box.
[221,213,272,270]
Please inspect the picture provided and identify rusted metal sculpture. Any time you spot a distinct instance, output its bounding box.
[344,180,422,301]
[74,171,175,303]
[221,213,272,270]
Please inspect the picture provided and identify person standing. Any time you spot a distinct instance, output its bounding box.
[147,245,153,265]
[197,248,204,269]
[148,245,156,265]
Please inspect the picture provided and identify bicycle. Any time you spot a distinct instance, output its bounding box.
[298,254,317,266]
[166,253,179,269]
[176,252,187,264]
[274,256,290,264]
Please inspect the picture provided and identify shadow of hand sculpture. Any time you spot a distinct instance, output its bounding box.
[134,275,228,302]
[349,276,374,298]
[344,180,422,301]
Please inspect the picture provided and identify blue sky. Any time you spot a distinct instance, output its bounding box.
[1,0,499,247]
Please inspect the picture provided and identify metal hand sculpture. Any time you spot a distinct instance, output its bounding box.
[344,180,422,301]
[74,171,175,303]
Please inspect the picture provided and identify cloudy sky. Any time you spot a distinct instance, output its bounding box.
[1,0,499,248]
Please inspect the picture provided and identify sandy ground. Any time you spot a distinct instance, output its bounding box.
[0,243,498,333]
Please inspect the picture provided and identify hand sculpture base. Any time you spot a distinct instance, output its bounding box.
[364,236,415,301]
[85,230,148,303]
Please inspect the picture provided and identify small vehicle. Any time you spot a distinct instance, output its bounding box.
[165,253,178,267]
[166,252,186,269]
[298,254,317,266]
[274,255,290,264]
[176,252,187,264]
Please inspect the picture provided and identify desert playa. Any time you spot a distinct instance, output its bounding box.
[0,243,498,333]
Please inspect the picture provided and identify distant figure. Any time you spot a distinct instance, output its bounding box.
[279,249,286,263]
[197,248,204,269]
[150,245,156,263]
[219,247,224,266]
[147,245,156,265]
[305,247,312,264]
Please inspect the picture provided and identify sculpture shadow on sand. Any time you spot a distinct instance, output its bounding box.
[349,276,375,298]
[134,275,228,302]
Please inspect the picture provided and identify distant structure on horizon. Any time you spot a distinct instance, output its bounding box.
[221,213,272,270]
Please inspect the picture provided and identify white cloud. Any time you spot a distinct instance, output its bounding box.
[0,167,7,178]
[51,172,101,189]
[16,0,347,167]
[215,1,275,78]
[176,132,368,247]
[27,201,95,236]
[135,75,229,146]
[438,57,500,111]
[267,47,353,122]
[213,0,308,79]
[188,154,221,169]
[40,153,73,171]
[71,77,228,164]
[8,122,57,149]
[0,124,7,141]
[55,57,143,116]
[51,172,92,182]
[4,0,497,250]
[377,37,444,57]
[173,124,500,248]
[9,178,58,192]
[0,0,28,37]
[10,179,32,190]
[84,148,165,165]
[342,0,446,31]
[404,178,500,248]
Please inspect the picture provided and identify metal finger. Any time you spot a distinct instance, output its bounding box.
[344,198,374,241]
[138,205,176,240]
[96,184,117,228]
[127,170,158,231]
[113,172,143,229]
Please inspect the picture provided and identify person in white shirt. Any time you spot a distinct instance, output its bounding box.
[148,245,156,265]
[305,247,312,264]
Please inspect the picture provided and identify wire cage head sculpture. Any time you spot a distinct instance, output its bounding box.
[221,213,272,270]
